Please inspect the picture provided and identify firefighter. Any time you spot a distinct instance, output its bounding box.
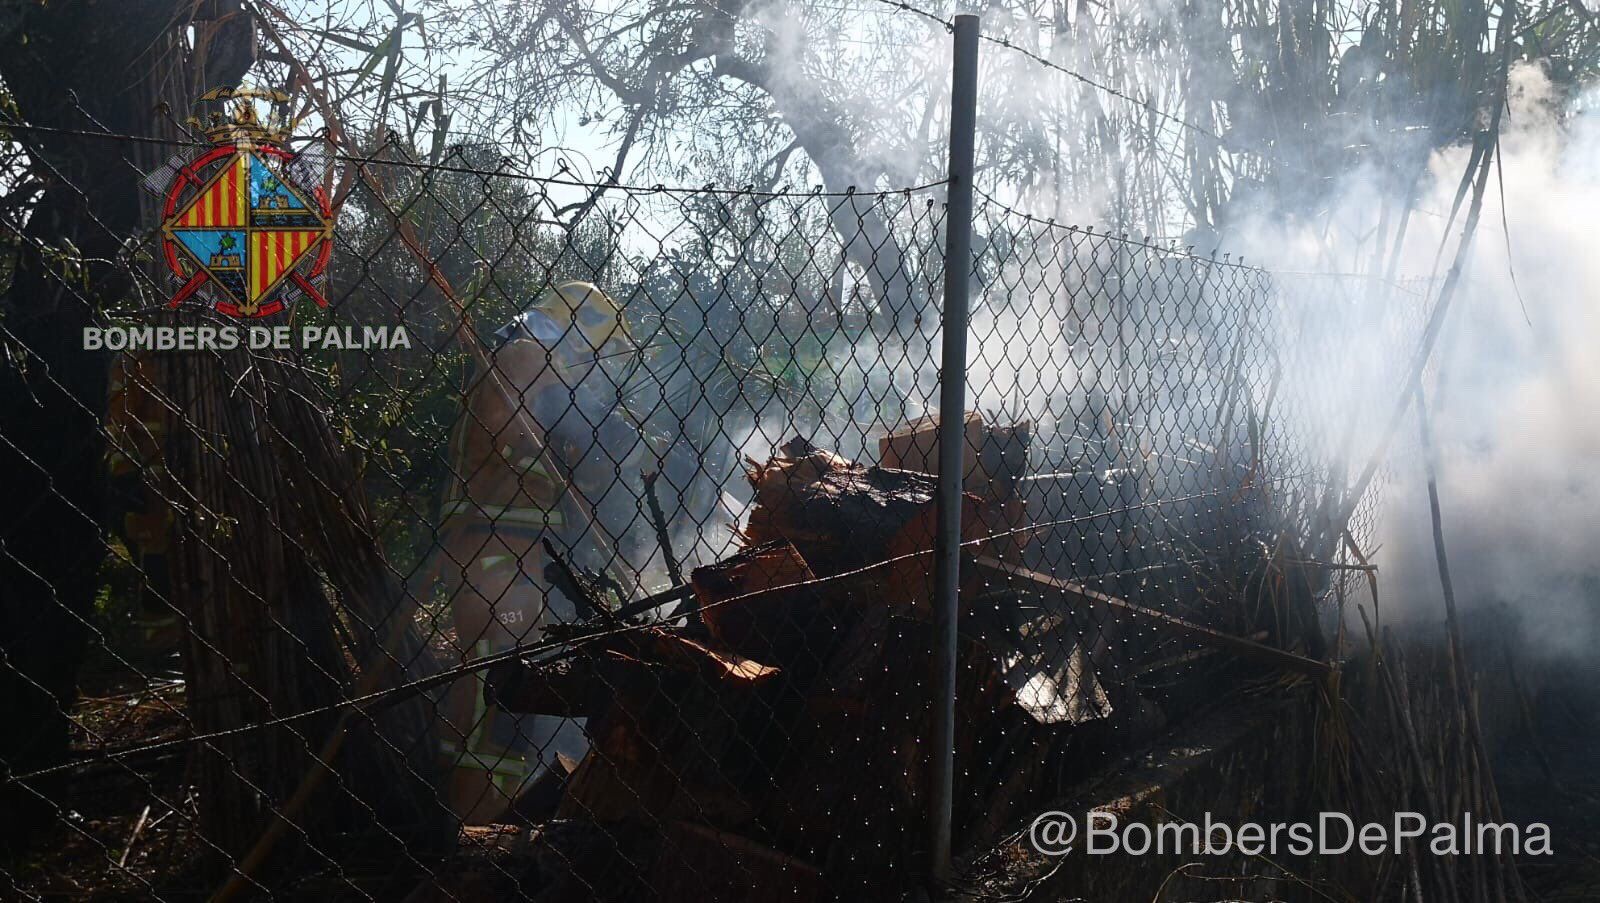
[433,280,649,823]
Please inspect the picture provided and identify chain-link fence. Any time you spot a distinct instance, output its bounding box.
[0,95,1432,899]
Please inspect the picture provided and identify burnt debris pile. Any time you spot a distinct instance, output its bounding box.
[428,411,1333,901]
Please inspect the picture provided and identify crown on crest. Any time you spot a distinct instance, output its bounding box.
[189,86,297,146]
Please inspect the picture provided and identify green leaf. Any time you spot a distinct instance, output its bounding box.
[352,27,401,92]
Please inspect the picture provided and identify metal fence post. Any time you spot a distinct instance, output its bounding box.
[931,11,980,886]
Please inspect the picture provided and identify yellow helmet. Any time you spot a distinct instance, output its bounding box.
[530,281,632,351]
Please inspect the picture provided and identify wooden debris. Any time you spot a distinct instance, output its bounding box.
[690,540,831,668]
[485,428,1050,896]
[879,410,1031,500]
[558,663,760,830]
[740,436,1002,612]
[484,655,603,719]
[556,627,780,830]
[508,753,580,826]
[610,628,782,686]
[475,418,1331,900]
[486,630,779,719]
[743,438,944,576]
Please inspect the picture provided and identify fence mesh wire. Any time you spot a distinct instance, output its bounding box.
[0,128,1425,901]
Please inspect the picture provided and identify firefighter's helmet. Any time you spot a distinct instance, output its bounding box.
[527,281,632,352]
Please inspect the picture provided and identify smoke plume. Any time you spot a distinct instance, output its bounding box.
[1235,63,1600,659]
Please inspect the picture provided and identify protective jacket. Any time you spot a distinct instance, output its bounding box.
[434,283,646,814]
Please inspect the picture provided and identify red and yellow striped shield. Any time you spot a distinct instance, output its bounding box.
[172,153,249,228]
[162,146,333,317]
[247,230,322,304]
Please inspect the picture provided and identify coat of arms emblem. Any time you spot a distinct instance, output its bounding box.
[144,87,335,318]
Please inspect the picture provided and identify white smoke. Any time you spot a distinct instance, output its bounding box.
[1231,63,1600,659]
[1377,65,1600,660]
